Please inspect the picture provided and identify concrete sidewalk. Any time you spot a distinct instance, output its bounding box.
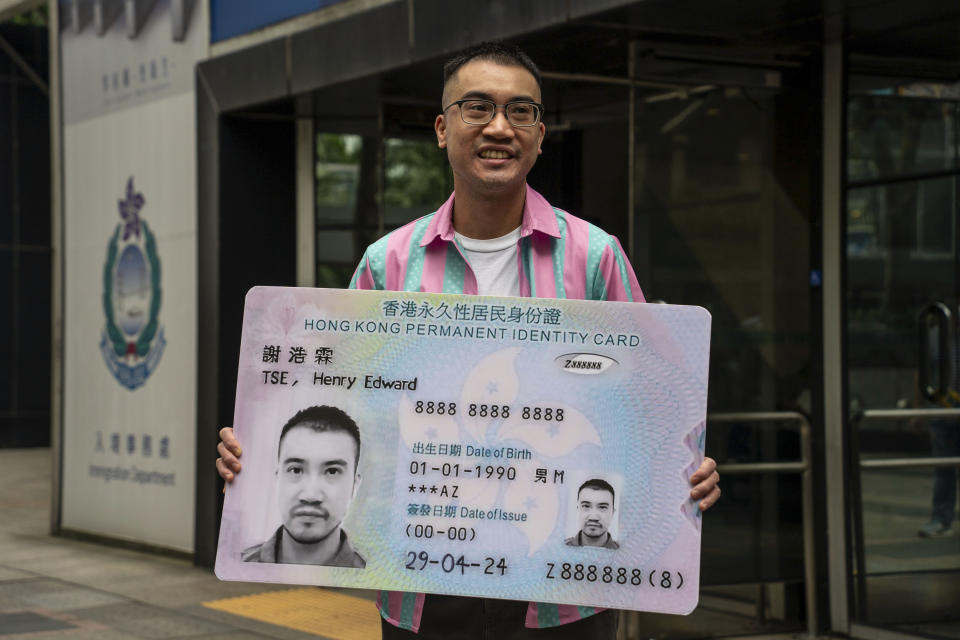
[0,448,381,639]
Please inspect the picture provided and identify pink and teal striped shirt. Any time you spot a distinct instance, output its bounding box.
[349,184,644,632]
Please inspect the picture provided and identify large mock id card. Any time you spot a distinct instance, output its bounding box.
[215,287,711,615]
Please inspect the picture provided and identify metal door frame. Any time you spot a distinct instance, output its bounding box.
[822,36,850,637]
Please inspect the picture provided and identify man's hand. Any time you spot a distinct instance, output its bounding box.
[216,427,242,483]
[690,457,720,511]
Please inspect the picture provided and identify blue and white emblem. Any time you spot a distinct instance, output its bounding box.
[100,176,165,390]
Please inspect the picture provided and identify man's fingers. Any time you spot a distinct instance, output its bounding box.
[690,469,721,512]
[216,441,242,472]
[690,471,720,500]
[215,457,236,482]
[218,427,242,457]
[215,427,242,485]
[698,486,721,511]
[689,457,717,483]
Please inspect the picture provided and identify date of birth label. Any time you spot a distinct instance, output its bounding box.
[545,563,685,589]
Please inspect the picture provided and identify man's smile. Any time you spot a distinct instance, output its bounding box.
[479,149,513,159]
[476,144,516,164]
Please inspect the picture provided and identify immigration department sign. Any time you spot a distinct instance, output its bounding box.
[100,177,165,390]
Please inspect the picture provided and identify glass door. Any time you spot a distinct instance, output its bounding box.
[620,50,819,638]
[845,77,960,639]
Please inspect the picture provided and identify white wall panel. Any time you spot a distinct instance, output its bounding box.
[60,1,204,553]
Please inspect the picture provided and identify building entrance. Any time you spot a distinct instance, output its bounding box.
[845,76,960,640]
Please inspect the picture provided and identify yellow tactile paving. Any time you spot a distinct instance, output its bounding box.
[202,588,381,639]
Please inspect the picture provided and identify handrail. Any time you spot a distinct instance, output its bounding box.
[855,409,960,469]
[860,407,960,420]
[710,411,816,639]
[861,456,960,469]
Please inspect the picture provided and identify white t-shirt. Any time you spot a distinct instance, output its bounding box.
[455,227,522,297]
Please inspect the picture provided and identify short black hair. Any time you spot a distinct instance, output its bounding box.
[442,41,542,96]
[578,478,615,505]
[277,405,361,468]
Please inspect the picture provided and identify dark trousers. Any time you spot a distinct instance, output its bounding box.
[930,420,960,527]
[380,595,619,640]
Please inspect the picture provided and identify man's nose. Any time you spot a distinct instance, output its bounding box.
[482,108,514,138]
[299,476,326,501]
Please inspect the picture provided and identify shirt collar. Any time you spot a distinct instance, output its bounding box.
[263,526,281,562]
[420,183,561,247]
[330,530,360,565]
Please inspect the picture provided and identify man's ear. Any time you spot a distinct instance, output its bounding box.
[435,114,447,149]
[537,121,545,155]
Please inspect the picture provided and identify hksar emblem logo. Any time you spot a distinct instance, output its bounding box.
[100,176,166,390]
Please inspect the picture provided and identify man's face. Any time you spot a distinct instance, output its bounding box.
[435,59,545,197]
[276,425,360,544]
[577,487,615,540]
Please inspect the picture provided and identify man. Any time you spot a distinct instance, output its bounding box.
[566,479,619,549]
[242,405,365,568]
[218,41,721,638]
[917,418,959,537]
[917,321,960,538]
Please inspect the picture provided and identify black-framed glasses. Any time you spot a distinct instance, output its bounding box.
[443,99,544,127]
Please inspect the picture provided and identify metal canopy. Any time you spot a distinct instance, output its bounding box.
[202,0,959,125]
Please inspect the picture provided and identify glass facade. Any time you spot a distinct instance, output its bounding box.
[627,76,814,638]
[314,133,451,288]
[846,80,960,637]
